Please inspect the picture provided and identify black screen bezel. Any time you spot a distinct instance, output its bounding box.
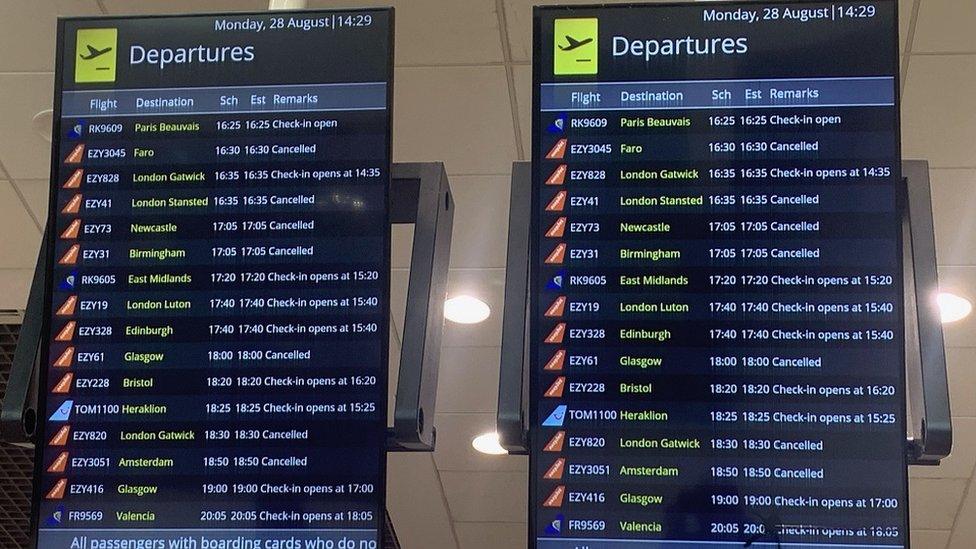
[32,8,395,546]
[529,1,907,547]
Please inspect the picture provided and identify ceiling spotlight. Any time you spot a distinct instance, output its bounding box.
[937,292,972,324]
[471,432,507,455]
[444,295,490,324]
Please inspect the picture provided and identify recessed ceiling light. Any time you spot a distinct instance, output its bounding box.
[937,292,972,324]
[269,0,308,9]
[471,432,507,455]
[444,295,490,324]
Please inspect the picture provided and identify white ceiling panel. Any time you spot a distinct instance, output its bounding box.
[929,169,976,266]
[902,55,976,168]
[440,471,528,522]
[513,64,531,161]
[432,412,528,473]
[11,179,48,229]
[947,348,976,418]
[909,478,967,530]
[0,1,101,72]
[910,418,976,479]
[899,0,915,53]
[912,0,976,53]
[938,267,976,348]
[0,269,35,310]
[501,0,535,64]
[0,181,43,269]
[443,268,505,347]
[310,0,503,66]
[101,0,268,15]
[912,529,952,549]
[0,73,55,180]
[437,346,502,414]
[455,522,526,549]
[948,482,976,549]
[393,66,517,176]
[387,452,459,549]
[448,175,512,269]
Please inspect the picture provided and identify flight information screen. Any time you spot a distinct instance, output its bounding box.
[34,10,392,549]
[531,2,906,548]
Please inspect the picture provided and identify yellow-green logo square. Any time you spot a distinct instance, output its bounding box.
[553,18,598,75]
[75,28,117,83]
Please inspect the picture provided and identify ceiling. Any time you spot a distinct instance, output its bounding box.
[0,0,975,548]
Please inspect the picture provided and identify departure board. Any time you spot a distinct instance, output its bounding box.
[531,2,906,548]
[34,10,392,549]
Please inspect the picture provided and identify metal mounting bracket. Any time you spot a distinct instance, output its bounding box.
[387,162,454,452]
[903,160,952,465]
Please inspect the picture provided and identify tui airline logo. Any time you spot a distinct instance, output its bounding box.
[75,28,118,83]
[553,18,598,75]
